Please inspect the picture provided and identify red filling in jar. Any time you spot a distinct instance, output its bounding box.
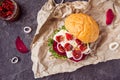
[0,0,20,21]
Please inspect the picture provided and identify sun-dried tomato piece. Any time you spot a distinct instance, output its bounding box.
[6,11,12,16]
[64,43,73,51]
[72,50,82,60]
[70,54,86,62]
[75,39,82,45]
[56,35,64,42]
[0,0,15,18]
[65,33,73,40]
[79,44,87,52]
[0,7,2,11]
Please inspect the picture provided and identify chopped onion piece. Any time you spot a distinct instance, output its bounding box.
[10,57,19,64]
[24,26,32,34]
[66,51,73,58]
[109,42,119,51]
[117,34,120,39]
[53,0,64,4]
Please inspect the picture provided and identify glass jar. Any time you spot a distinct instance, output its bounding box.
[0,0,20,21]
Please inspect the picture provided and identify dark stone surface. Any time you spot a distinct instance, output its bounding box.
[0,0,120,80]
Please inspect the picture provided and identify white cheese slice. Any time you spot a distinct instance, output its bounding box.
[60,41,66,47]
[66,51,73,58]
[68,40,77,48]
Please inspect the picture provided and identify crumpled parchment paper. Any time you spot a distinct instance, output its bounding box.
[31,0,120,78]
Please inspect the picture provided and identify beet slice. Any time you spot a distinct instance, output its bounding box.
[57,44,65,53]
[15,36,29,53]
[53,40,66,56]
[106,9,115,25]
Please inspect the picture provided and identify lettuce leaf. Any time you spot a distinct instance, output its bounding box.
[48,26,67,59]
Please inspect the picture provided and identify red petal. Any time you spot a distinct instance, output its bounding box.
[65,33,73,40]
[106,9,115,25]
[15,36,29,53]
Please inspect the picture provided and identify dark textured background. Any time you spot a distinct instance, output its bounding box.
[0,0,120,80]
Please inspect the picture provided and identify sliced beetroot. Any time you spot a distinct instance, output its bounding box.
[57,44,65,53]
[53,40,66,56]
[15,36,29,53]
[106,9,115,25]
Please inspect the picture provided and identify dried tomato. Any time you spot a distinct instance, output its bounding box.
[56,35,64,42]
[64,43,73,51]
[75,39,82,45]
[0,0,14,18]
[65,33,73,40]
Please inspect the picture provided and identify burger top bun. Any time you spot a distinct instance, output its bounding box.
[65,13,99,43]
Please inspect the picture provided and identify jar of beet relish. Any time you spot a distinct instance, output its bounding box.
[0,0,20,21]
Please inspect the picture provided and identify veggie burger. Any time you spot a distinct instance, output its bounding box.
[48,13,99,62]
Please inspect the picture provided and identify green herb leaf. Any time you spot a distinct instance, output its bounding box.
[47,25,67,59]
[48,38,54,46]
[61,26,67,30]
[49,47,67,59]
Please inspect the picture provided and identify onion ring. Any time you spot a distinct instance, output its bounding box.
[109,42,119,51]
[24,26,32,33]
[10,57,19,64]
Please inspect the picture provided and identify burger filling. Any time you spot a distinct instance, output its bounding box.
[48,26,91,62]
